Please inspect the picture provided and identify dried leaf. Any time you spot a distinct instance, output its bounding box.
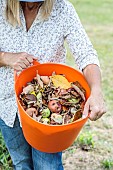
[23,85,34,94]
[51,75,71,89]
[36,71,43,88]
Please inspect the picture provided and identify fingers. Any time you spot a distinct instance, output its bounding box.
[89,105,100,121]
[13,62,28,71]
[82,95,106,121]
[95,105,107,119]
[89,105,106,121]
[82,100,90,118]
[20,53,34,65]
[26,55,35,63]
[20,56,31,66]
[13,52,36,71]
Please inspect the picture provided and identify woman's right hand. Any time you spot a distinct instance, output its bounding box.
[2,52,36,71]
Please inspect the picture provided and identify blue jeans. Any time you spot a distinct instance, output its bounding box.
[0,115,64,170]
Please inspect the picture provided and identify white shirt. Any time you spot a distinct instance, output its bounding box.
[0,0,100,127]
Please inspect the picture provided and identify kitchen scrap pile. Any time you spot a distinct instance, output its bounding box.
[19,71,86,125]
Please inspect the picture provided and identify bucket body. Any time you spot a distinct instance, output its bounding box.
[15,62,90,153]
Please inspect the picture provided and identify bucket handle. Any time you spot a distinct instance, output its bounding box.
[14,60,40,82]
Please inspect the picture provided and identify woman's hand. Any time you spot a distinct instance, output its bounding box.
[82,89,106,121]
[2,52,36,71]
[82,64,107,121]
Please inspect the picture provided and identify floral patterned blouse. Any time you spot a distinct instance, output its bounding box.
[0,0,100,127]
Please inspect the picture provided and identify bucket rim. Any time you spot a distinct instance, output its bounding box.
[15,62,89,128]
[15,62,84,81]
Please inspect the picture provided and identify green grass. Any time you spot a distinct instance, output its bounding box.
[75,132,95,150]
[101,159,113,169]
[69,0,113,25]
[0,132,13,170]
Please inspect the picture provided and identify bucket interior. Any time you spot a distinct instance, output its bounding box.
[15,63,90,99]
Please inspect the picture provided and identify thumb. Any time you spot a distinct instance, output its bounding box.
[82,100,90,118]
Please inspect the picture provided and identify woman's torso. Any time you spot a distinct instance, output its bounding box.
[0,0,70,126]
[0,0,69,101]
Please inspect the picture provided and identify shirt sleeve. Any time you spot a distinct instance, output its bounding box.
[64,2,100,71]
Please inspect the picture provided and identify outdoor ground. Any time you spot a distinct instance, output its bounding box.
[0,0,113,170]
[63,0,113,170]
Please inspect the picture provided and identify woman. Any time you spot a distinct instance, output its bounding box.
[0,0,106,169]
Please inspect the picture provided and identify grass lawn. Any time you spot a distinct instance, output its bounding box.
[63,0,113,170]
[0,0,113,169]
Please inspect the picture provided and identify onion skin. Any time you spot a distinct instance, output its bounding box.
[40,76,50,85]
[26,108,38,117]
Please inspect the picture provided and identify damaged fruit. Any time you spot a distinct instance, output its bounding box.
[19,71,86,125]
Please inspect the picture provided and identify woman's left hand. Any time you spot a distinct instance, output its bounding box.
[82,90,106,121]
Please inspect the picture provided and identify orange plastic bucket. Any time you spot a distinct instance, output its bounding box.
[14,61,90,153]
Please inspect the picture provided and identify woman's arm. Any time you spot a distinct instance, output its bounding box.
[64,2,100,71]
[0,52,35,71]
[64,2,106,120]
[83,64,106,120]
[0,52,5,67]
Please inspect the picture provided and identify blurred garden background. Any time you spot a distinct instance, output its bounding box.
[0,0,113,169]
